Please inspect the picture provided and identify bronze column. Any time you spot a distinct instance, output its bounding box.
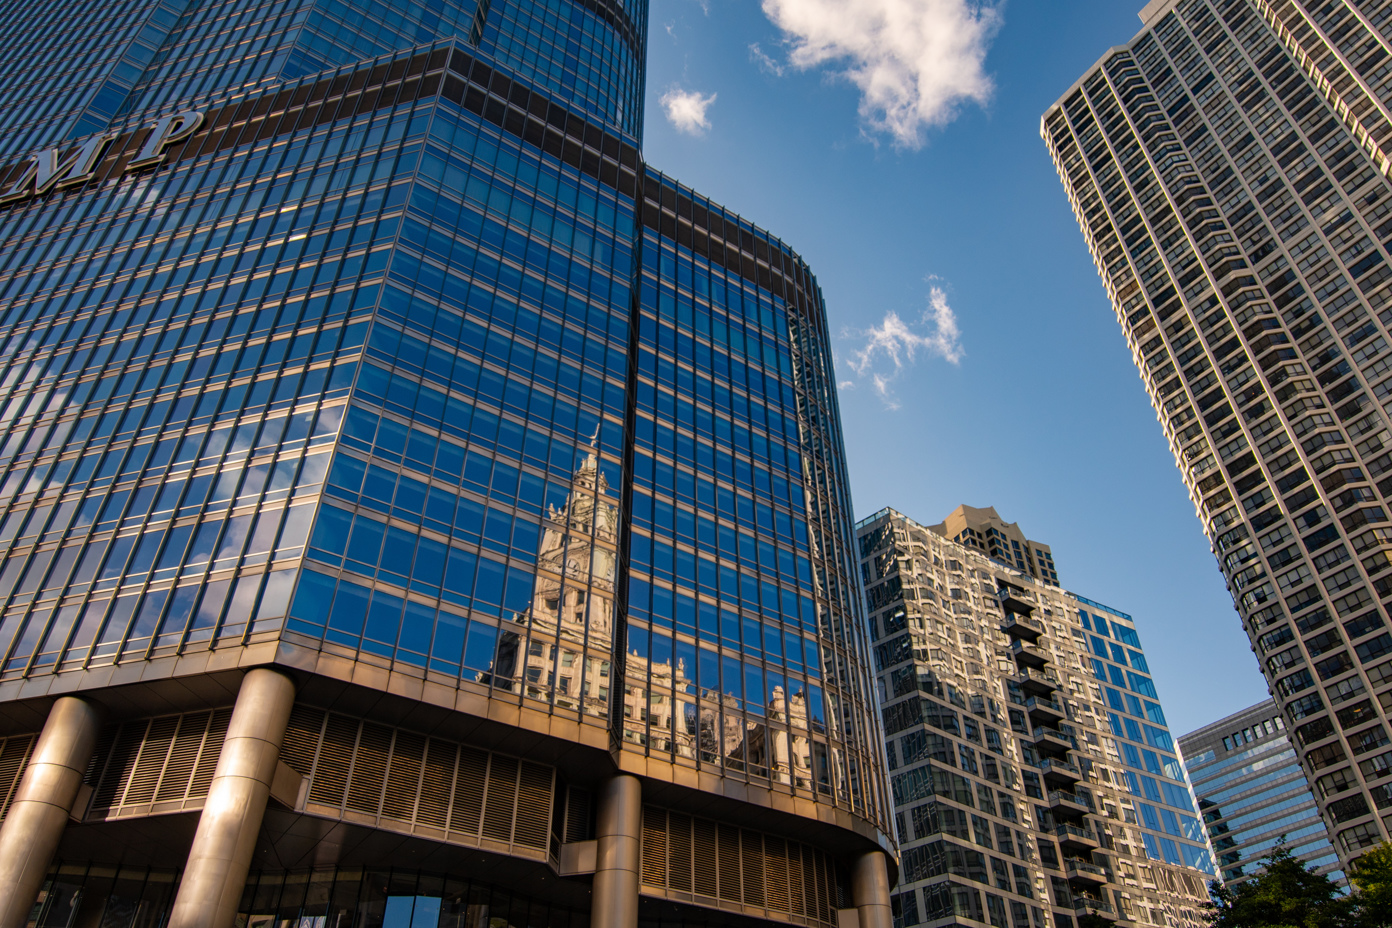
[591,774,642,928]
[0,697,103,928]
[167,668,295,928]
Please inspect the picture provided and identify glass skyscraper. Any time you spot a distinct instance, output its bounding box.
[0,1,894,927]
[1179,699,1344,889]
[1045,0,1392,872]
[858,507,1214,928]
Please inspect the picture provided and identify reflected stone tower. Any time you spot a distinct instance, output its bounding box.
[495,443,617,714]
[0,0,894,921]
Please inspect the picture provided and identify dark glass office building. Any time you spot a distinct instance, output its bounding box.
[0,2,894,928]
[1179,700,1343,890]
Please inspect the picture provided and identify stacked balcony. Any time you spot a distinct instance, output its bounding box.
[1050,783,1116,920]
[998,586,1038,616]
[1072,896,1116,921]
[1031,725,1075,755]
[999,585,1116,922]
[1010,638,1050,669]
[1001,586,1061,698]
[1039,756,1083,788]
[1015,667,1061,697]
[1047,789,1091,817]
[1024,695,1065,726]
[1001,612,1045,641]
[1064,858,1110,889]
[1055,822,1100,854]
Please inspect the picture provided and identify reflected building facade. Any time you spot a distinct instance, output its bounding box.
[858,507,1215,928]
[1045,0,1392,870]
[0,0,894,923]
[490,444,618,714]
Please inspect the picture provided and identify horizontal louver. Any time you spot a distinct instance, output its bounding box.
[286,707,555,858]
[85,709,229,820]
[564,786,592,843]
[0,733,35,821]
[639,805,842,928]
[64,704,557,865]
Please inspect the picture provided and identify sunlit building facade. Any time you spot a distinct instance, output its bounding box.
[927,506,1058,587]
[0,0,895,926]
[1179,699,1344,889]
[858,508,1214,928]
[1045,0,1392,870]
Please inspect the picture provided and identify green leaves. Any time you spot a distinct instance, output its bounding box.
[1206,838,1382,928]
[1349,842,1392,928]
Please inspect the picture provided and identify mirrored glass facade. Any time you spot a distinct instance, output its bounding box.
[858,508,1215,928]
[1045,0,1392,871]
[0,0,890,922]
[0,0,645,160]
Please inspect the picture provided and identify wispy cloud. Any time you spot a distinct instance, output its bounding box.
[842,285,963,409]
[661,87,718,135]
[757,0,1001,147]
[749,42,785,76]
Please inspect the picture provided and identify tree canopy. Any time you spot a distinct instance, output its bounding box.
[1204,839,1392,928]
[1207,841,1351,928]
[1349,841,1392,928]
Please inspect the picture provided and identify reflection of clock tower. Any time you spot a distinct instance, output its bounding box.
[536,446,619,642]
[502,447,620,716]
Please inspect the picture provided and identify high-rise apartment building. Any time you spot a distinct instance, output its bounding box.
[0,0,895,926]
[1179,699,1344,888]
[928,506,1059,587]
[857,507,1214,928]
[1044,0,1392,867]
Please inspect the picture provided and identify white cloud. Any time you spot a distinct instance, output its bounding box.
[661,87,718,135]
[757,0,1000,147]
[843,285,963,408]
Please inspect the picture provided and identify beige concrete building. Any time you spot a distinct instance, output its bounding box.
[858,508,1214,928]
[1045,0,1392,869]
[928,506,1059,587]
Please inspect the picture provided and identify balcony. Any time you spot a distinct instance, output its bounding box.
[1047,790,1091,819]
[1055,823,1100,853]
[1072,896,1116,921]
[997,586,1037,616]
[1065,859,1109,889]
[1001,613,1044,642]
[1010,639,1049,669]
[1030,726,1076,756]
[1024,695,1065,725]
[1014,668,1059,696]
[1040,757,1082,787]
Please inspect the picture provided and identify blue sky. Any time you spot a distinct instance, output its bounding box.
[639,0,1271,736]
